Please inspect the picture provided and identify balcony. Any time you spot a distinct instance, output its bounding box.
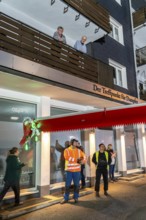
[0,13,114,88]
[1,0,110,45]
[136,46,146,66]
[133,7,146,28]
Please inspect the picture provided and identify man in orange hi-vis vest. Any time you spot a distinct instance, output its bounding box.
[60,139,86,204]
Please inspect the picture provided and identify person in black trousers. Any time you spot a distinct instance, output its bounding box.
[92,143,111,197]
[0,147,25,209]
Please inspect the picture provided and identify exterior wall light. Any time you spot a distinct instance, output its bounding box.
[85,21,90,28]
[95,27,100,33]
[64,6,69,13]
[75,14,80,21]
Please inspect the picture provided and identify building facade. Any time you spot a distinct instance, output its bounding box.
[0,0,146,199]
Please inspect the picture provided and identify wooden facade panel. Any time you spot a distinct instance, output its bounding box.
[63,0,110,33]
[133,7,146,28]
[83,1,110,31]
[97,60,114,89]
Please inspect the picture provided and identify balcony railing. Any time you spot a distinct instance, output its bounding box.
[140,93,146,101]
[0,13,114,88]
[63,0,111,33]
[133,7,146,28]
[136,46,146,66]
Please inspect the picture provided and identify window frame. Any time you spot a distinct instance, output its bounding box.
[109,59,128,89]
[109,17,124,45]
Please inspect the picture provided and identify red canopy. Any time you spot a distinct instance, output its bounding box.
[38,104,146,132]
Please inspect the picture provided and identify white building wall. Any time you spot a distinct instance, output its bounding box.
[115,127,127,176]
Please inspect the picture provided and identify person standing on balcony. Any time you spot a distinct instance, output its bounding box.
[61,139,86,204]
[74,36,87,53]
[53,26,67,44]
[0,147,25,209]
[92,143,111,197]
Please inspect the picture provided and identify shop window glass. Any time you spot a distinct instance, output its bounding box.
[0,98,36,189]
[124,125,140,170]
[50,131,81,184]
[50,107,80,184]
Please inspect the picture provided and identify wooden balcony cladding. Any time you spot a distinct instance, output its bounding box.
[63,0,111,33]
[0,13,114,88]
[133,7,146,28]
[97,60,114,89]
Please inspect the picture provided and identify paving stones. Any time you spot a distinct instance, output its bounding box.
[126,206,146,220]
[1,177,146,220]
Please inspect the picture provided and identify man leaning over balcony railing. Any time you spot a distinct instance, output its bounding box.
[74,36,87,69]
[74,36,87,54]
[53,26,67,44]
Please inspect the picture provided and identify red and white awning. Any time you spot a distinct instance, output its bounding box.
[38,103,146,132]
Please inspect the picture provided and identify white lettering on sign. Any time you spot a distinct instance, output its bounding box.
[11,107,28,114]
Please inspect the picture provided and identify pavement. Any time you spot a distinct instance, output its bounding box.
[1,176,146,220]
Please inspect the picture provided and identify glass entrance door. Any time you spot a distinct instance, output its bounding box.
[124,125,140,170]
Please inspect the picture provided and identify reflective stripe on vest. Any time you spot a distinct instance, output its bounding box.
[96,151,109,169]
[65,148,81,171]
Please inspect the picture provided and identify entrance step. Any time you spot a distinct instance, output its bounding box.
[2,188,39,206]
[127,169,144,175]
[119,174,145,182]
[0,188,93,220]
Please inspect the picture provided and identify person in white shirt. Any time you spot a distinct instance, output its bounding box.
[74,36,87,53]
[107,144,117,182]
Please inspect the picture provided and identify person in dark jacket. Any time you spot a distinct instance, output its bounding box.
[77,141,86,189]
[0,147,25,208]
[92,143,111,197]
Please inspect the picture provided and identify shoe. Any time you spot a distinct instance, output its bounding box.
[104,191,110,196]
[60,199,68,205]
[74,199,78,203]
[96,192,100,197]
[81,186,86,189]
[14,202,23,207]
